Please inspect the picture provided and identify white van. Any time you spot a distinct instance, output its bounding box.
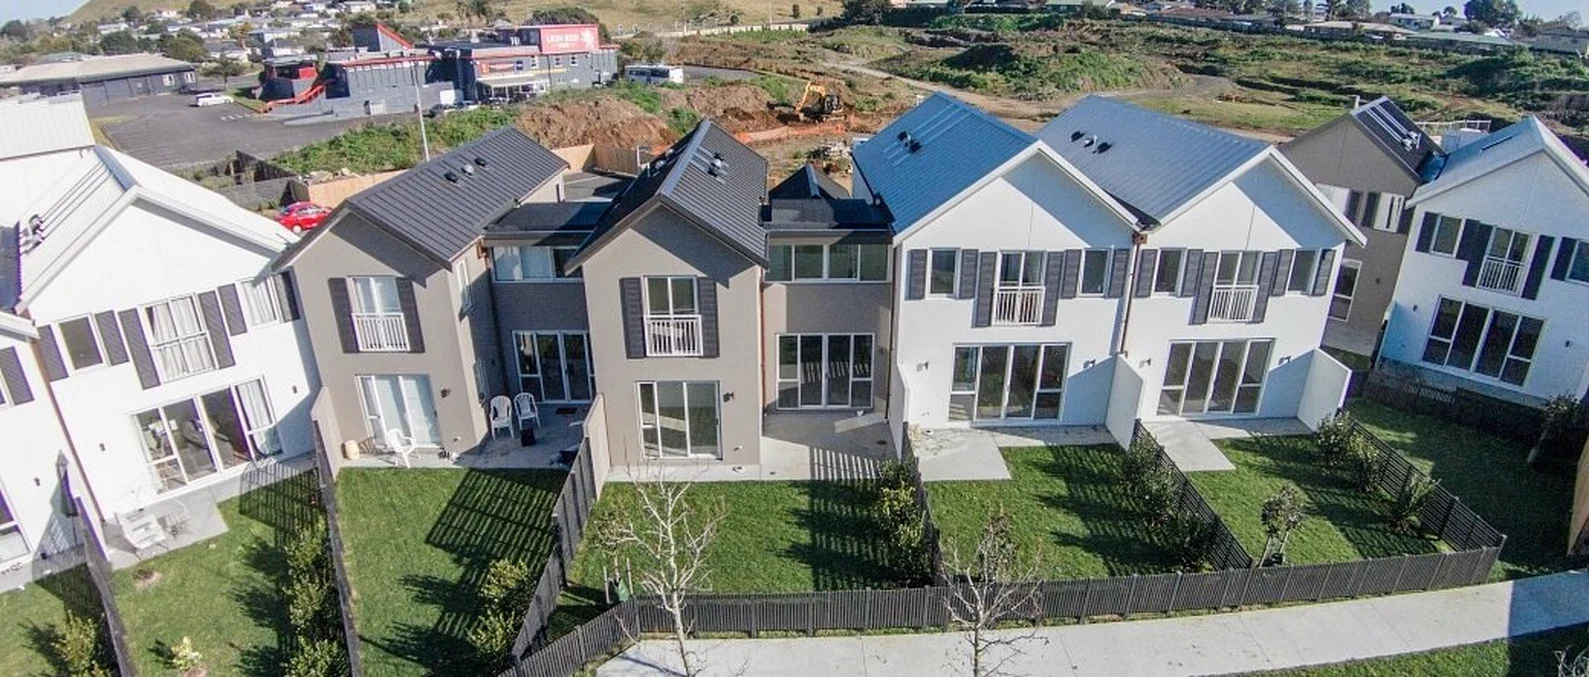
[623,64,685,85]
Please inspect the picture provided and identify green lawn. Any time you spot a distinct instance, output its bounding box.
[571,481,907,595]
[1190,436,1443,565]
[113,470,321,677]
[1258,623,1589,676]
[1348,400,1581,579]
[0,566,107,676]
[927,446,1179,579]
[335,468,564,677]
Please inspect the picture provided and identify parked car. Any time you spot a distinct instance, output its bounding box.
[276,202,331,233]
[193,92,234,107]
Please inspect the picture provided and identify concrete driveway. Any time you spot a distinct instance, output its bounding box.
[92,92,382,170]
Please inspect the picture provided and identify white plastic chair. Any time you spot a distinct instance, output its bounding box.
[384,428,416,468]
[489,395,514,439]
[515,392,541,431]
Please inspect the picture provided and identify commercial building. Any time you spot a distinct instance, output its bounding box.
[426,24,618,102]
[0,53,196,107]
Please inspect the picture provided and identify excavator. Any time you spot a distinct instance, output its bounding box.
[793,81,845,123]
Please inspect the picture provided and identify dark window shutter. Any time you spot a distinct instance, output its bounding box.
[956,249,979,300]
[1344,191,1363,225]
[1358,192,1381,228]
[1059,249,1082,299]
[395,278,425,353]
[327,278,359,354]
[1414,212,1438,252]
[217,283,247,335]
[1040,250,1063,326]
[0,346,34,405]
[1311,249,1336,297]
[1552,237,1578,281]
[198,291,236,369]
[1178,249,1203,298]
[1189,250,1219,324]
[36,325,67,382]
[972,251,997,328]
[905,250,927,301]
[1251,251,1279,323]
[118,309,160,390]
[1457,220,1491,287]
[620,277,645,358]
[697,278,719,358]
[1133,248,1157,298]
[1521,235,1555,300]
[1271,249,1294,297]
[94,311,127,365]
[278,271,301,321]
[1105,248,1130,298]
[1396,203,1415,234]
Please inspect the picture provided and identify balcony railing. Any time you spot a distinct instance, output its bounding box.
[992,286,1044,325]
[645,315,702,356]
[353,312,410,352]
[1208,285,1260,322]
[1477,257,1523,294]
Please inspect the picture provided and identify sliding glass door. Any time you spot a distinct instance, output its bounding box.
[358,374,440,446]
[515,331,595,403]
[134,379,281,494]
[1158,339,1272,416]
[776,333,874,409]
[948,344,1068,422]
[637,381,721,458]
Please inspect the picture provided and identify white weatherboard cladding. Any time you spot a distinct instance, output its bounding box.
[892,155,1133,429]
[1414,153,1589,241]
[0,332,76,565]
[1122,160,1345,422]
[26,203,316,518]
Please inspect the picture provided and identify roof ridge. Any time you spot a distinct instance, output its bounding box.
[1077,95,1265,149]
[658,119,715,199]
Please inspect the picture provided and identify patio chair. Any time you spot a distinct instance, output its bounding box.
[384,428,416,468]
[488,395,514,439]
[514,392,541,430]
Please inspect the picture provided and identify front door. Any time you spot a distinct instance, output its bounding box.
[1157,339,1272,417]
[359,374,440,446]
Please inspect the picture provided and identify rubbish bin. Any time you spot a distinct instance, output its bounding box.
[520,426,536,447]
[341,439,361,461]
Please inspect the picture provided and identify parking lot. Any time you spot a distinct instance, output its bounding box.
[93,92,384,170]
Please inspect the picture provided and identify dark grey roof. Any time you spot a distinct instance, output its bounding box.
[1349,97,1442,179]
[769,164,850,200]
[571,120,769,268]
[342,127,567,261]
[762,198,891,232]
[1038,96,1268,225]
[486,201,606,233]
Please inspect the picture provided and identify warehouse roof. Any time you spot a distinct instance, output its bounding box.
[0,95,93,162]
[0,53,195,86]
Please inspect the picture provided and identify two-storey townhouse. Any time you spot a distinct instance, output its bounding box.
[1281,97,1443,359]
[1038,97,1367,431]
[1379,117,1589,406]
[851,93,1142,445]
[0,310,79,580]
[2,143,315,569]
[283,127,569,458]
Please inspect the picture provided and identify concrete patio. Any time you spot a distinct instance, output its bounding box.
[909,425,1117,482]
[1144,417,1313,472]
[339,406,586,471]
[606,411,894,483]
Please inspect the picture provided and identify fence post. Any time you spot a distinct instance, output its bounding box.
[1439,495,1460,539]
[1080,579,1093,623]
[1389,556,1412,592]
[1167,572,1183,612]
[1125,575,1140,618]
[1316,563,1333,601]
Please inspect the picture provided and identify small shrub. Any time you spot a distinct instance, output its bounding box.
[479,558,535,611]
[284,637,346,677]
[54,612,110,677]
[1138,464,1180,528]
[1120,430,1164,495]
[1388,474,1438,534]
[286,572,331,631]
[285,519,329,574]
[469,558,538,665]
[466,610,520,661]
[1260,486,1307,566]
[875,459,931,584]
[1345,435,1388,493]
[166,636,203,673]
[1161,513,1215,572]
[1314,411,1355,468]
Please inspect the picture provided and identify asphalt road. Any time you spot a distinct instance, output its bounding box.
[93,92,380,170]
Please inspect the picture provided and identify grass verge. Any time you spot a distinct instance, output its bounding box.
[0,566,104,675]
[1258,623,1589,676]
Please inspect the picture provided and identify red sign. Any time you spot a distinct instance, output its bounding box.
[532,24,600,55]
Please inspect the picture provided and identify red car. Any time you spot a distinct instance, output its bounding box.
[277,202,331,233]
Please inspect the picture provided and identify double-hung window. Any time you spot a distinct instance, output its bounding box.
[1477,227,1530,294]
[58,316,105,371]
[643,276,702,357]
[1330,260,1360,321]
[1428,214,1463,256]
[492,245,579,281]
[767,244,888,282]
[992,251,1044,325]
[1422,297,1543,386]
[349,276,408,352]
[929,249,958,295]
[241,276,283,326]
[144,295,215,380]
[1153,249,1184,294]
[0,488,26,563]
[1209,251,1260,322]
[1285,249,1319,294]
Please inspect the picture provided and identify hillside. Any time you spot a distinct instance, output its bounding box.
[71,0,844,29]
[69,0,185,23]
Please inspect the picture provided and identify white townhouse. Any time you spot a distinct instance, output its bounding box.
[854,94,1363,448]
[1379,117,1589,406]
[1,106,317,575]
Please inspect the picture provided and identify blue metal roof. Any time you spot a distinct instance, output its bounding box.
[1037,96,1267,225]
[852,92,1035,234]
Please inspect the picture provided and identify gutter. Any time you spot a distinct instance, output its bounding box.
[1114,229,1148,358]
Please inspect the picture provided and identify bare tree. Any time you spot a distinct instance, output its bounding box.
[943,507,1046,677]
[601,468,725,677]
[1561,645,1589,677]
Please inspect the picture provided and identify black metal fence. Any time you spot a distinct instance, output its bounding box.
[510,439,600,659]
[312,433,365,677]
[899,431,946,584]
[1345,417,1508,553]
[72,497,137,677]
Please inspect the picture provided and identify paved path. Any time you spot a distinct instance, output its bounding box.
[1147,418,1314,473]
[597,570,1589,676]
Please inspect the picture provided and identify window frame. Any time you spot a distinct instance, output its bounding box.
[1079,249,1111,296]
[1567,239,1589,285]
[928,248,959,295]
[1420,296,1544,387]
[768,243,889,283]
[58,315,106,373]
[133,378,280,494]
[453,258,473,312]
[1329,259,1361,322]
[1286,249,1320,294]
[491,245,581,282]
[774,333,875,410]
[141,294,216,382]
[947,343,1068,422]
[1428,214,1463,257]
[643,276,698,318]
[240,276,283,327]
[636,380,722,459]
[1152,249,1184,295]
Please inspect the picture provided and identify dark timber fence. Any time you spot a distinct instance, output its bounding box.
[1134,422,1254,571]
[499,420,1507,677]
[312,435,365,677]
[72,498,137,677]
[510,439,599,659]
[1360,371,1589,452]
[899,430,946,584]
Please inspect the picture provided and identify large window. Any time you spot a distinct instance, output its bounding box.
[1422,298,1542,386]
[1159,339,1271,416]
[143,295,216,380]
[637,381,720,458]
[349,276,408,352]
[492,245,580,281]
[949,344,1067,422]
[515,331,595,402]
[1567,240,1589,285]
[136,379,280,493]
[241,276,283,326]
[767,244,887,282]
[643,276,702,357]
[58,316,105,371]
[1330,260,1360,321]
[0,488,25,563]
[993,252,1045,325]
[776,334,873,409]
[1209,251,1261,322]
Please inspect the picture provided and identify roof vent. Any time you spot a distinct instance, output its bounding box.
[708,156,726,177]
[908,140,922,153]
[1070,130,1086,142]
[460,164,475,175]
[1096,141,1112,154]
[18,214,46,254]
[444,171,460,183]
[474,156,489,167]
[897,130,911,142]
[1083,135,1098,147]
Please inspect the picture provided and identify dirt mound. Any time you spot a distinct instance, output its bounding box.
[658,84,782,134]
[514,98,676,149]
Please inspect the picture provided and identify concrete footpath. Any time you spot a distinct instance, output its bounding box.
[597,570,1589,676]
